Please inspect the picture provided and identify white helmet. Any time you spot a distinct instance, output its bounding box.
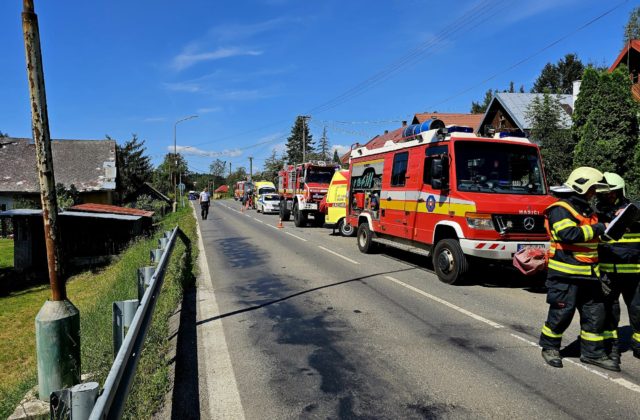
[603,172,626,198]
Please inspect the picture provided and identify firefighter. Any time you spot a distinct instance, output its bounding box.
[596,172,640,362]
[539,167,620,371]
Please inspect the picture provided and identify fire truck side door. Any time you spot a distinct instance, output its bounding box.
[414,146,450,244]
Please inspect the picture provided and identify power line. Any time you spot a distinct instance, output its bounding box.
[424,0,629,110]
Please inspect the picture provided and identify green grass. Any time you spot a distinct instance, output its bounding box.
[0,206,197,419]
[0,238,14,268]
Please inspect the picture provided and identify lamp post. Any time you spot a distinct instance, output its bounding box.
[173,115,198,210]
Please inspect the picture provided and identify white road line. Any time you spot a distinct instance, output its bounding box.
[267,224,279,230]
[318,246,360,264]
[253,218,264,224]
[385,276,503,329]
[387,275,640,394]
[193,205,246,419]
[286,232,308,242]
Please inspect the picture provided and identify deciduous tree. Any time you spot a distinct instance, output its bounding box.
[623,6,640,45]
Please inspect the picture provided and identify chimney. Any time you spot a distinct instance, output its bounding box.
[402,121,407,127]
[572,80,581,109]
[384,130,389,134]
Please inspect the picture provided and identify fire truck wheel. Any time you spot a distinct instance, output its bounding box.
[357,223,377,253]
[432,239,468,285]
[293,203,307,227]
[339,219,355,237]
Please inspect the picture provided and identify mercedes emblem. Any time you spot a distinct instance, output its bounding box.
[523,217,535,231]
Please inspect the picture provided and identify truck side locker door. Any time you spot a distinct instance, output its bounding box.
[381,151,409,238]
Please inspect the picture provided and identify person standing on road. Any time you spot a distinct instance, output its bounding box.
[199,187,211,220]
[539,167,620,371]
[596,172,640,363]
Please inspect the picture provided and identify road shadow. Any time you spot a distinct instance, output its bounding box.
[378,247,546,293]
[170,286,200,420]
[216,236,268,269]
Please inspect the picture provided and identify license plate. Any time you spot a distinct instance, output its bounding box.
[517,243,546,251]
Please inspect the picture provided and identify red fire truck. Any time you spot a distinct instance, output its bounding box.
[346,119,556,284]
[234,181,246,201]
[277,161,339,227]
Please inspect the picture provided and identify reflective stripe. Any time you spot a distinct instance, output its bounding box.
[581,330,604,342]
[603,330,618,339]
[581,225,594,241]
[553,218,577,232]
[541,325,563,339]
[600,263,640,274]
[548,259,594,276]
[633,332,640,343]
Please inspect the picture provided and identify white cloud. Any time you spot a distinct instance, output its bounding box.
[162,82,202,93]
[171,47,262,71]
[197,107,222,114]
[332,144,350,157]
[142,117,166,123]
[170,145,243,158]
[213,18,294,42]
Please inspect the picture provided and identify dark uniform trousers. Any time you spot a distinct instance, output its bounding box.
[540,279,607,358]
[603,274,640,353]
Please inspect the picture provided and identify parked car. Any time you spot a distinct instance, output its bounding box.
[188,191,198,200]
[256,193,280,214]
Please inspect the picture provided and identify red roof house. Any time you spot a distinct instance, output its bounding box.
[214,185,229,193]
[609,39,640,101]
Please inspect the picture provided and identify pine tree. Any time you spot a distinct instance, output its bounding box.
[115,134,153,203]
[526,92,574,186]
[470,89,494,113]
[509,81,515,93]
[573,66,640,197]
[333,149,341,164]
[532,54,584,94]
[318,126,330,160]
[623,6,640,45]
[285,116,314,163]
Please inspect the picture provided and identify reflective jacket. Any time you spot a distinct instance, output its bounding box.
[598,199,640,275]
[545,196,605,281]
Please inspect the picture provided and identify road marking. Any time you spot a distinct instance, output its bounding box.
[386,275,640,394]
[385,276,503,329]
[193,205,246,419]
[286,232,308,242]
[253,218,264,224]
[318,246,360,264]
[267,224,279,230]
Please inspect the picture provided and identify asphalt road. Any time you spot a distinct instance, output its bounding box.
[193,199,640,419]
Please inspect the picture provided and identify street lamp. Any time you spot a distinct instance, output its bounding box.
[173,115,198,209]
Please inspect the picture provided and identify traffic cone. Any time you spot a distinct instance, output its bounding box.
[277,218,284,229]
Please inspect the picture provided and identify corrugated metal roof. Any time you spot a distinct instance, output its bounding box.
[69,203,154,217]
[494,93,573,130]
[0,209,141,221]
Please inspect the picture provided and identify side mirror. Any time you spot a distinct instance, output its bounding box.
[430,156,449,190]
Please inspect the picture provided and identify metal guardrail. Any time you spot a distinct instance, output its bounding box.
[81,227,179,420]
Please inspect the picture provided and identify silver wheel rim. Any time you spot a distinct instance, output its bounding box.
[438,248,454,274]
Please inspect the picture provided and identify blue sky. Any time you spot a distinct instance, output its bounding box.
[0,0,635,175]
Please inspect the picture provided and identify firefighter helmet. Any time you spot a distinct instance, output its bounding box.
[563,167,609,195]
[603,172,626,197]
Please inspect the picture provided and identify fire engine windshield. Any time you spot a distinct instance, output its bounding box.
[454,141,546,195]
[305,167,335,184]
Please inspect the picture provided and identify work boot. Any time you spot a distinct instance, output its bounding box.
[633,349,640,360]
[541,349,563,368]
[580,355,621,372]
[609,347,621,365]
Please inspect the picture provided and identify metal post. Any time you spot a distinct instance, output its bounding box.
[173,115,198,211]
[50,382,99,419]
[137,266,155,302]
[23,0,81,401]
[113,300,139,357]
[300,115,310,163]
[249,156,253,181]
[150,248,163,264]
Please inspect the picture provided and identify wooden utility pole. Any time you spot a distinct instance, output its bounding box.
[23,0,64,301]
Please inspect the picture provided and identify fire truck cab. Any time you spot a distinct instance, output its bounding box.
[346,119,555,284]
[278,161,339,227]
